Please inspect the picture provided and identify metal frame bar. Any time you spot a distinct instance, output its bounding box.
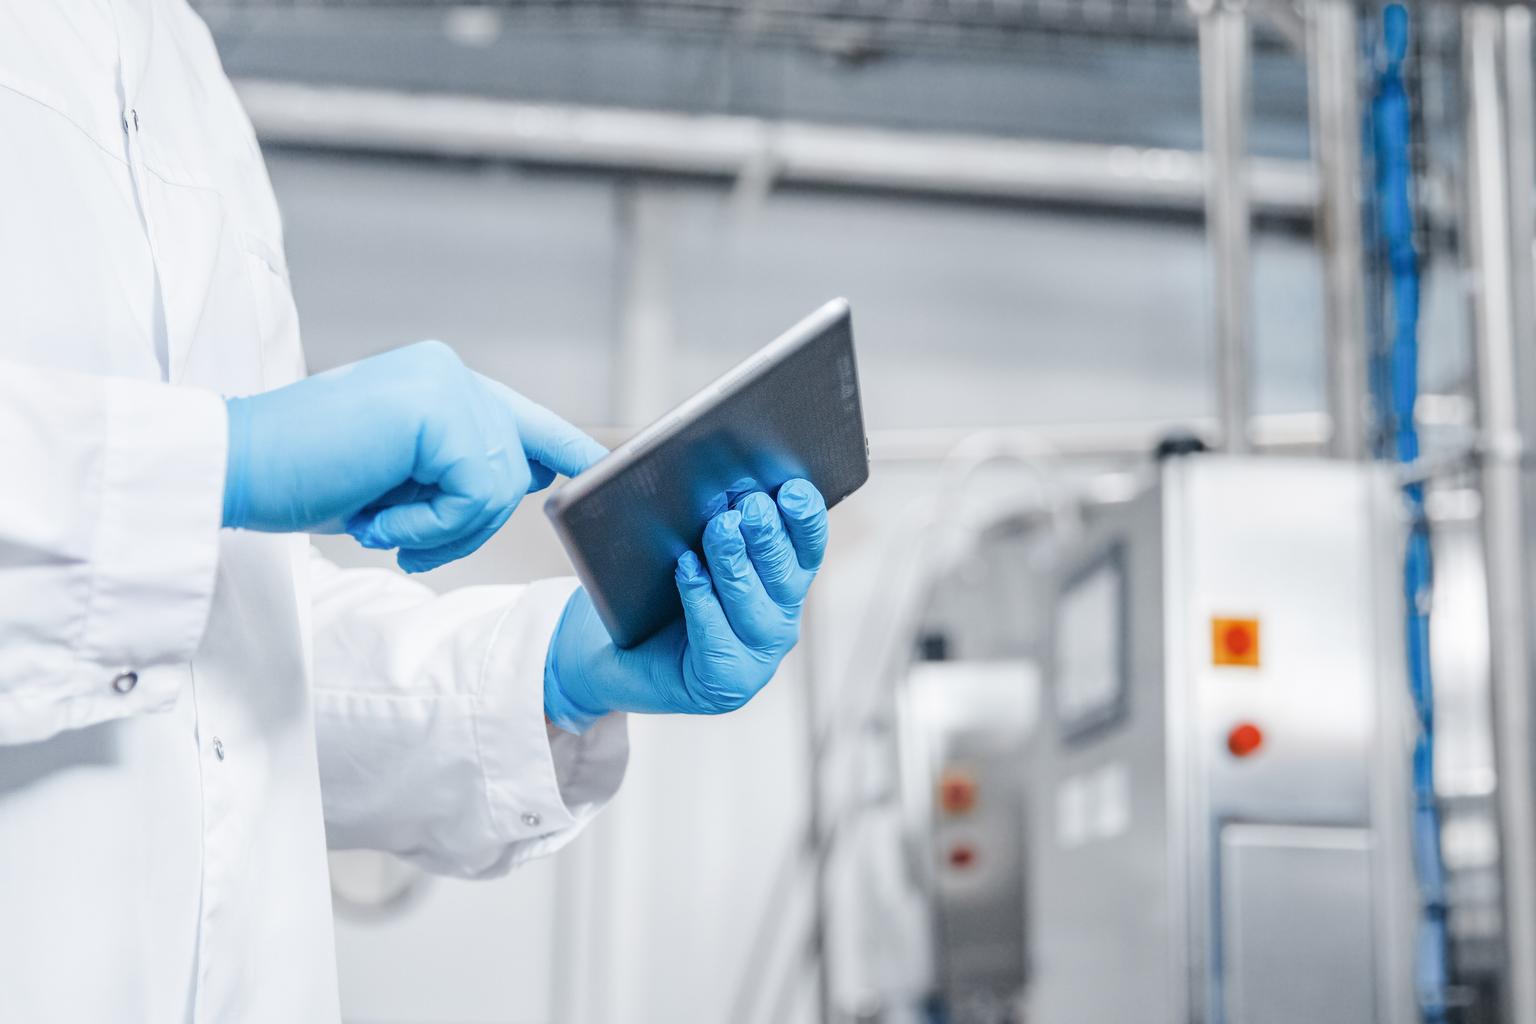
[1308,0,1370,460]
[233,79,1318,217]
[198,0,1210,48]
[1463,7,1536,1022]
[578,411,1340,462]
[1196,2,1254,453]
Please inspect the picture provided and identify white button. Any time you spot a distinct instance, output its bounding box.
[521,812,541,828]
[212,737,226,761]
[111,671,138,695]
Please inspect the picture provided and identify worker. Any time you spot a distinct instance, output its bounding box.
[0,2,831,1020]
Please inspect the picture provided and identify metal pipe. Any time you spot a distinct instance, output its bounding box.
[1308,0,1371,460]
[799,612,834,1024]
[579,411,1336,463]
[1501,6,1536,388]
[1197,3,1254,453]
[612,185,676,427]
[582,398,1482,463]
[1463,8,1536,1021]
[232,79,1318,218]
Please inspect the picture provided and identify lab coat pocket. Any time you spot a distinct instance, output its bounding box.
[240,231,307,389]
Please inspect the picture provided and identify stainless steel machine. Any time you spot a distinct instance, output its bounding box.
[1026,454,1418,1024]
[895,656,1037,1024]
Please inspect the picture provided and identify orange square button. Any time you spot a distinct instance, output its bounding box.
[1212,617,1261,668]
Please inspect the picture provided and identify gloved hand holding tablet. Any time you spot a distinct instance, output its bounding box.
[541,298,869,730]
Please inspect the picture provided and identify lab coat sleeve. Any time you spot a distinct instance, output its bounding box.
[308,549,628,877]
[0,359,226,745]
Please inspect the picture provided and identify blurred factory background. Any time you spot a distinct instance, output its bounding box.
[191,0,1536,1021]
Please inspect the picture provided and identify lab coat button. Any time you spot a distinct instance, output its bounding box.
[111,670,138,694]
[521,812,541,828]
[213,737,226,761]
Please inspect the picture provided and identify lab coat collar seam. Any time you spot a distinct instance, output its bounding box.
[0,78,132,172]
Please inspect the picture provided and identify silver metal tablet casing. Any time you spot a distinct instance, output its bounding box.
[544,298,869,648]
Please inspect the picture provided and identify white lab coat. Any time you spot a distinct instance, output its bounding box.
[0,2,628,1020]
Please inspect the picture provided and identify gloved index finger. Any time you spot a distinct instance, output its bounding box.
[477,373,608,483]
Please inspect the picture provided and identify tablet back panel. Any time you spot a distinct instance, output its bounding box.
[545,299,868,648]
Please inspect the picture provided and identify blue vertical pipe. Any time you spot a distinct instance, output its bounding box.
[1370,6,1450,1021]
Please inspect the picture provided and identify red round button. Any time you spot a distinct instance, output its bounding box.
[948,843,978,870]
[1227,723,1264,758]
[1223,624,1254,657]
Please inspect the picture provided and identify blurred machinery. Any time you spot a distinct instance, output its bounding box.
[797,1,1536,1021]
[895,655,1037,1022]
[849,458,1502,1024]
[1028,456,1417,1024]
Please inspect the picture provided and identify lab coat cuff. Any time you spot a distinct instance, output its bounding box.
[477,577,628,866]
[82,378,225,670]
[0,664,184,746]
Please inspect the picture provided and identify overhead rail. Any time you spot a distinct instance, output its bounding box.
[234,79,1318,216]
[198,0,1220,49]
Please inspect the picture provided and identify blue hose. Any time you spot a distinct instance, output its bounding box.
[1371,6,1450,1020]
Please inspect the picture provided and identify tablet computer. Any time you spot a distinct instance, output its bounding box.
[545,297,869,648]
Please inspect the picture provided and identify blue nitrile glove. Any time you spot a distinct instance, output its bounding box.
[544,479,830,731]
[222,340,606,573]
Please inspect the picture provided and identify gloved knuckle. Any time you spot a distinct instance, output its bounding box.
[461,491,494,522]
[413,342,470,400]
[483,460,514,504]
[696,679,753,714]
[485,487,514,521]
[412,338,461,367]
[764,549,797,579]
